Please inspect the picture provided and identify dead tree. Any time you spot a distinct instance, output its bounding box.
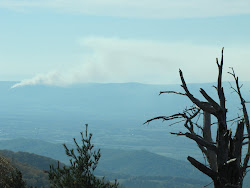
[145,48,249,188]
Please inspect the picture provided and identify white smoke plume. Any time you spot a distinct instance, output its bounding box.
[11,72,67,89]
[11,37,250,89]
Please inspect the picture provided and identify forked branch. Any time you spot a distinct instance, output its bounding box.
[229,68,250,173]
[187,156,217,180]
[170,132,217,152]
[179,69,218,116]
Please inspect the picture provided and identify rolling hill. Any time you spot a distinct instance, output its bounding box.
[0,148,209,188]
[0,138,208,180]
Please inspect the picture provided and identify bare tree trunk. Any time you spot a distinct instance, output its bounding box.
[145,48,248,188]
[203,111,217,171]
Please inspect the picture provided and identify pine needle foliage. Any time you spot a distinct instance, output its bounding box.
[49,124,119,188]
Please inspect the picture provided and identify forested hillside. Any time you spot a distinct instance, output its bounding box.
[0,149,208,188]
[0,139,207,179]
[0,151,50,187]
[2,147,249,187]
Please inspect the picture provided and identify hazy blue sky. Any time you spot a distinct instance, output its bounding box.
[0,0,250,88]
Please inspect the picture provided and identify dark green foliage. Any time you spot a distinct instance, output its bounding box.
[49,124,119,188]
[0,150,50,187]
[0,154,26,188]
[0,150,64,172]
[7,169,27,188]
[13,160,49,187]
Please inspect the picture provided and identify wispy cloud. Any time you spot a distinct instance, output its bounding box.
[11,37,250,88]
[1,0,250,18]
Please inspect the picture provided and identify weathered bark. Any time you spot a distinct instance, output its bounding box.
[182,49,243,187]
[145,48,249,188]
[230,69,250,174]
[187,156,217,180]
[203,111,217,171]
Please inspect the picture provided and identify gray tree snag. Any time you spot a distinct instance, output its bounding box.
[203,111,217,172]
[145,48,250,188]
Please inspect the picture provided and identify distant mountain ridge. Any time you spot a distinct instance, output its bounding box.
[1,140,250,188]
[1,81,249,157]
[1,81,250,187]
[0,139,210,188]
[0,138,207,179]
[0,150,51,187]
[0,149,64,171]
[0,148,209,188]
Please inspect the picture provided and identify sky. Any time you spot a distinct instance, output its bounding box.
[0,0,250,88]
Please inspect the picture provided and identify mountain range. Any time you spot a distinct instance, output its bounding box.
[0,81,250,187]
